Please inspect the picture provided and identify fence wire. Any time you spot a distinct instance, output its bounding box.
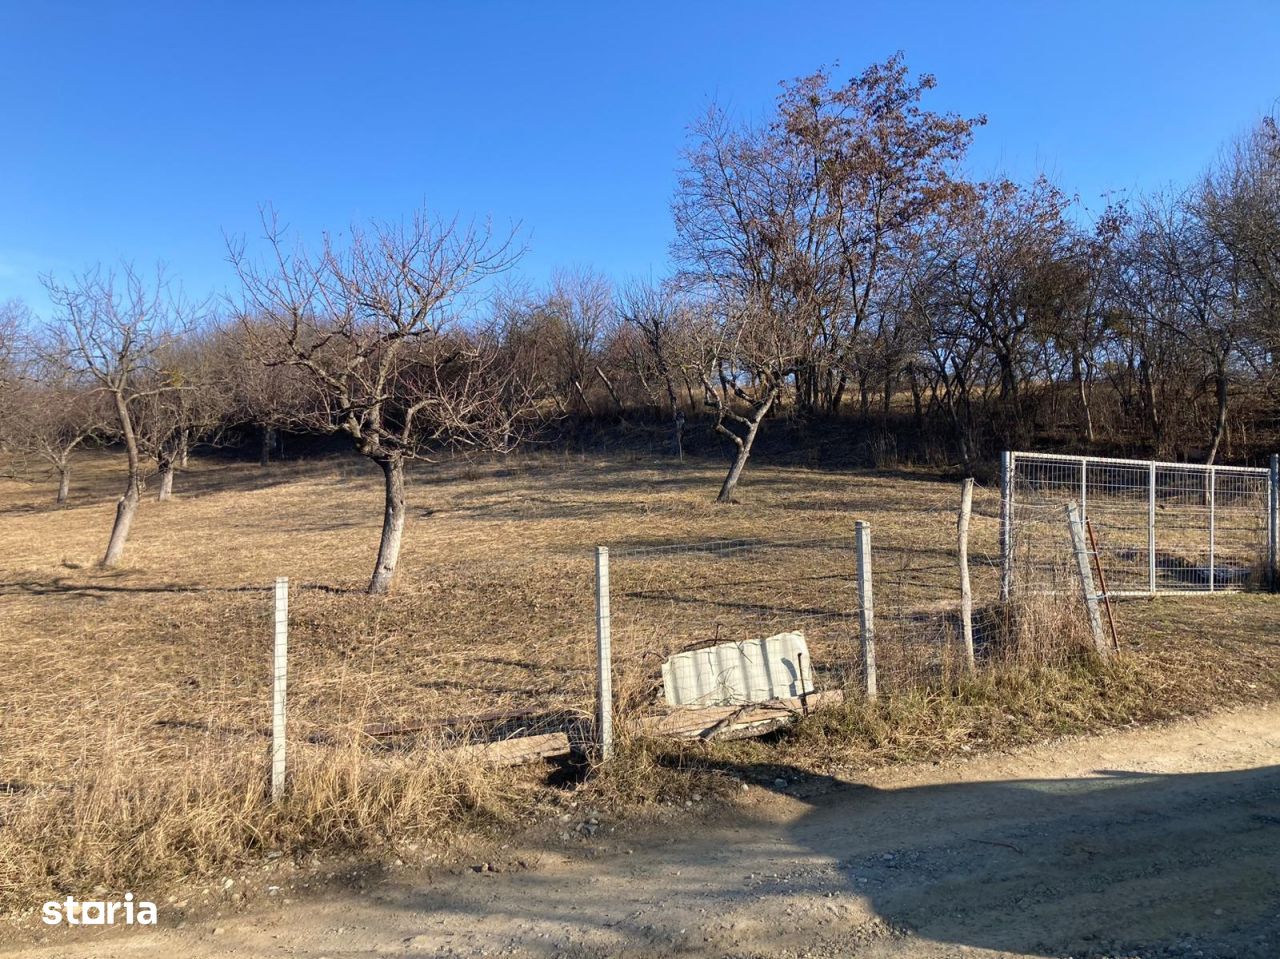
[607,537,859,711]
[606,488,1015,709]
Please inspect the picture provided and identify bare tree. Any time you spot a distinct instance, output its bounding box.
[219,317,309,466]
[674,56,980,499]
[1199,116,1280,409]
[0,299,32,453]
[615,277,690,457]
[7,346,108,504]
[230,208,529,595]
[689,294,809,502]
[130,335,231,500]
[43,265,195,565]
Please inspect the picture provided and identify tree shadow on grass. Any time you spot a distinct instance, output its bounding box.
[0,578,368,599]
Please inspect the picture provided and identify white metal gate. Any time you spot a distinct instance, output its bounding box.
[1000,451,1279,598]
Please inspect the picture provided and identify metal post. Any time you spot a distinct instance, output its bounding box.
[1080,456,1088,523]
[999,451,1014,603]
[1208,467,1216,593]
[1066,504,1108,656]
[1148,461,1157,595]
[594,546,614,761]
[271,576,288,801]
[855,520,877,700]
[1264,452,1279,587]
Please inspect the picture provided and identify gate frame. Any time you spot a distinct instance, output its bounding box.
[1000,450,1279,598]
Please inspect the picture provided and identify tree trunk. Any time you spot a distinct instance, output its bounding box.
[908,365,924,428]
[260,425,273,467]
[673,411,685,462]
[102,392,143,568]
[102,479,140,567]
[831,372,847,413]
[715,392,776,504]
[1139,358,1162,451]
[368,454,407,595]
[178,428,190,468]
[157,456,175,501]
[1073,355,1095,444]
[56,465,70,506]
[1205,364,1229,466]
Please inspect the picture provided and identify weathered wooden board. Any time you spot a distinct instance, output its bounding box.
[637,688,844,741]
[447,731,572,766]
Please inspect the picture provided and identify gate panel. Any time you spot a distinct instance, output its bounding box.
[1006,451,1271,596]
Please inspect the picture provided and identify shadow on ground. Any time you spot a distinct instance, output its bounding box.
[367,760,1280,958]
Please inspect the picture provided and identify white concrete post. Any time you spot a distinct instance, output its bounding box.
[1080,456,1088,523]
[1066,504,1108,656]
[271,576,288,801]
[594,547,614,761]
[855,521,877,701]
[958,478,975,673]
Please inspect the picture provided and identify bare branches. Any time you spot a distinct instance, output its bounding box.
[230,206,533,593]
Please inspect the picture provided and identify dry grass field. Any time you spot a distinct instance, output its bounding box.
[1,449,1278,909]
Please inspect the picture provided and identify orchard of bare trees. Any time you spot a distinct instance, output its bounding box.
[2,56,1278,592]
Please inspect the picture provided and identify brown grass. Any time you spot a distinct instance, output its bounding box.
[0,450,1277,909]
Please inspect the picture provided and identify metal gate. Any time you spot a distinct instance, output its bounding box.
[1000,451,1279,597]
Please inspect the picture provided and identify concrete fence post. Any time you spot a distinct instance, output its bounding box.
[958,478,976,674]
[271,576,288,801]
[855,520,877,701]
[999,451,1014,603]
[594,546,614,761]
[1065,504,1108,656]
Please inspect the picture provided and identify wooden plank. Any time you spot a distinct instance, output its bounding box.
[448,731,571,766]
[637,689,844,741]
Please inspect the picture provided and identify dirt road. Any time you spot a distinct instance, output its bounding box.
[8,704,1280,959]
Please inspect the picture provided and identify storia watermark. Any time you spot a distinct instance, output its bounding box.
[42,893,157,926]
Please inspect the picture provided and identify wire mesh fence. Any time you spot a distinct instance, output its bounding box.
[605,536,861,715]
[601,488,1020,725]
[1005,451,1277,596]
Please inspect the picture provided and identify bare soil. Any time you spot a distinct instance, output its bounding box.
[6,703,1278,959]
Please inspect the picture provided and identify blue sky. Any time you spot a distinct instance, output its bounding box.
[2,1,1278,315]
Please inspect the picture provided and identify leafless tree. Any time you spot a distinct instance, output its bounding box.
[615,277,690,457]
[7,345,109,504]
[130,334,232,500]
[0,299,32,453]
[218,317,309,465]
[230,208,529,595]
[674,56,980,499]
[43,265,196,565]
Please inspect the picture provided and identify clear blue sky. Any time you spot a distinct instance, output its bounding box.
[2,1,1278,315]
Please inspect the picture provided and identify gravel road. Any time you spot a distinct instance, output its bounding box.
[7,703,1279,958]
